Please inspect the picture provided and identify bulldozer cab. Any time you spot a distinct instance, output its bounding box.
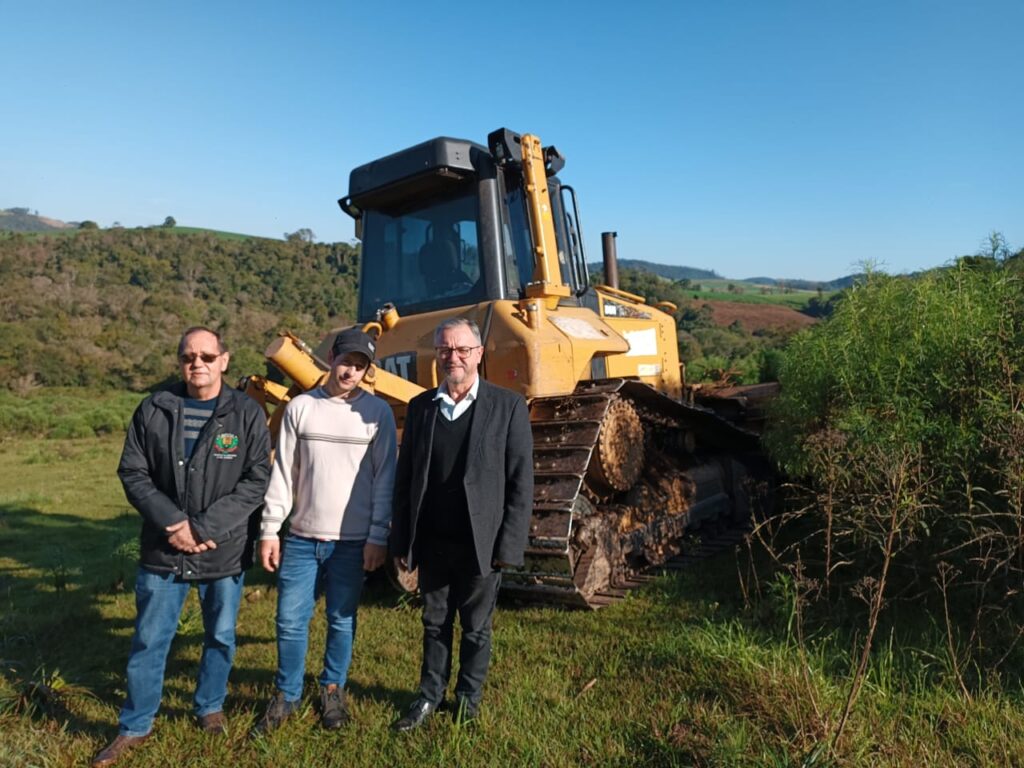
[341,134,590,325]
[357,189,485,318]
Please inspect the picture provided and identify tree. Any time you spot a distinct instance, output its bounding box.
[284,228,316,243]
[78,220,99,230]
[978,231,1012,261]
[162,216,177,228]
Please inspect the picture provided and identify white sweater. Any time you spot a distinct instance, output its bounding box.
[261,388,396,545]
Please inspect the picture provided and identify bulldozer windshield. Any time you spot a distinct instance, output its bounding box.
[357,189,486,321]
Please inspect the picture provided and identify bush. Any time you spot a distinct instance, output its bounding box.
[0,389,143,439]
[762,263,1024,670]
[50,417,94,439]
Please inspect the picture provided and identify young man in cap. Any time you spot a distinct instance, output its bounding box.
[253,328,396,733]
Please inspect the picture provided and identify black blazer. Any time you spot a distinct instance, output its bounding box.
[391,378,534,574]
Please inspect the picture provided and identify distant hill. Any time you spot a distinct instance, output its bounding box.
[0,207,77,232]
[588,257,856,287]
[744,275,860,290]
[587,259,720,281]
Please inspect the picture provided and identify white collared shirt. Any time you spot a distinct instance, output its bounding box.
[434,375,480,421]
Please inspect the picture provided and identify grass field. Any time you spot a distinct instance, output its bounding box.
[2,434,1022,767]
[687,280,827,310]
[167,226,261,241]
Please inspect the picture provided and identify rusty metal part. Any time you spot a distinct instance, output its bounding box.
[692,381,781,434]
[587,397,645,494]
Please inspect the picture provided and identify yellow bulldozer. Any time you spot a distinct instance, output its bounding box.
[243,128,770,608]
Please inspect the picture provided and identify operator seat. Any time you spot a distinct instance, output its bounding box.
[418,240,473,295]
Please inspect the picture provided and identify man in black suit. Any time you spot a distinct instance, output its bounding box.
[390,317,534,731]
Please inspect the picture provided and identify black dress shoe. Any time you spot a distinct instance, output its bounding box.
[391,698,437,732]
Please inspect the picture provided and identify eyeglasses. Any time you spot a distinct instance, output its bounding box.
[434,345,481,358]
[179,352,221,365]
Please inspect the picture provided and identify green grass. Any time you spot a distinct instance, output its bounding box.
[688,279,830,309]
[1,436,1022,766]
[166,226,264,241]
[693,290,819,309]
[3,227,80,239]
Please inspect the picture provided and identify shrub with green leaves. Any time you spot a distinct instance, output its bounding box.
[764,262,1024,664]
[0,389,142,439]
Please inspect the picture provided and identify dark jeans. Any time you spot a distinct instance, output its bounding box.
[416,544,501,708]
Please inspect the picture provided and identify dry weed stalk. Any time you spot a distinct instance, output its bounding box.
[830,446,923,752]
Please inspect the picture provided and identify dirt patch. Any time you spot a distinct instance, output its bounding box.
[35,216,74,229]
[700,300,817,333]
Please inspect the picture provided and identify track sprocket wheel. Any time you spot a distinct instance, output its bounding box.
[587,396,645,494]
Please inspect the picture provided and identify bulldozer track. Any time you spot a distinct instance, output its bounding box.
[502,378,764,609]
[505,522,753,608]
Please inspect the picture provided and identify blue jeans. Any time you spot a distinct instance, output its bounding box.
[119,567,245,737]
[274,536,366,701]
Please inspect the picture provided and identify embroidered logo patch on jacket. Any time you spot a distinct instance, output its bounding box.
[213,432,239,459]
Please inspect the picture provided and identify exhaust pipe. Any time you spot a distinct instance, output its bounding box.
[601,231,619,290]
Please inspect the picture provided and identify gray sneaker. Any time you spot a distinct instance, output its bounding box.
[251,692,298,736]
[320,685,350,730]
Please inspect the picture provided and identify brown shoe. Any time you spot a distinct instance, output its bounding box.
[198,711,227,734]
[91,734,150,767]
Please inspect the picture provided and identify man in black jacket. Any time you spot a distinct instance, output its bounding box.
[390,317,533,731]
[92,327,271,767]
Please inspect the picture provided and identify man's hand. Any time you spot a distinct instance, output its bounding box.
[166,520,216,553]
[363,542,387,572]
[260,539,281,572]
[394,555,408,572]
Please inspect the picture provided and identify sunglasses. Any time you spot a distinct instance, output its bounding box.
[179,352,221,365]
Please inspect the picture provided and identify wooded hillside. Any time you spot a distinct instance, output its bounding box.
[0,229,359,390]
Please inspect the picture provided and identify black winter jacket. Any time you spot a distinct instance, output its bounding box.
[117,382,271,580]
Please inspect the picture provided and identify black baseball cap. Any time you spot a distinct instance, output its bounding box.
[331,328,376,362]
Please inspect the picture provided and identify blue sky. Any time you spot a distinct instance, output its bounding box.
[2,1,1020,281]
